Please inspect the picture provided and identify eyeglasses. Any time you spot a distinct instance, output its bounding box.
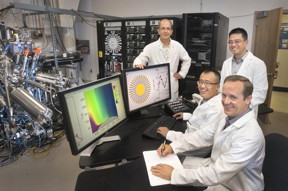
[158,27,172,31]
[197,80,219,86]
[228,39,245,45]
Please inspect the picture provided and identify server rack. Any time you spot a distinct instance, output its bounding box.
[125,20,147,69]
[97,17,181,78]
[97,20,124,78]
[179,12,229,99]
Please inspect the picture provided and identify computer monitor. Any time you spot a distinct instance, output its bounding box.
[122,63,171,115]
[58,74,127,155]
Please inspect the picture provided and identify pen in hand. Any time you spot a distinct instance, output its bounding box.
[161,140,166,157]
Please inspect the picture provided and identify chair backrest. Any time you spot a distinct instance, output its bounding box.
[263,133,288,191]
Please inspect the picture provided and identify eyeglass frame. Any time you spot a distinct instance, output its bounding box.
[158,27,173,31]
[197,80,219,86]
[227,39,246,45]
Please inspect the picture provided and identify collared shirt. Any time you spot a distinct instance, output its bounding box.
[224,108,251,130]
[188,98,210,125]
[170,110,265,190]
[167,94,225,141]
[162,43,170,61]
[200,99,208,105]
[231,51,248,74]
[221,51,268,116]
[133,38,191,77]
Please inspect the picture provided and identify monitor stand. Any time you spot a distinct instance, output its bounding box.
[128,104,165,119]
[80,135,121,157]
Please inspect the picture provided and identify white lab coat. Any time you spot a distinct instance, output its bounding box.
[170,110,265,190]
[166,94,225,142]
[220,51,268,114]
[133,38,191,101]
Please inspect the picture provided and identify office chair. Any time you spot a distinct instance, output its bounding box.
[263,133,288,191]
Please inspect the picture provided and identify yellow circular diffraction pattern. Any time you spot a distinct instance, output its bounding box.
[129,75,151,104]
[136,83,145,96]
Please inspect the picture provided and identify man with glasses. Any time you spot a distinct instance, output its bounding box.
[220,27,268,115]
[157,69,225,157]
[133,19,191,101]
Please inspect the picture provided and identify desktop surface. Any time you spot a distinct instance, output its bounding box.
[79,105,187,168]
[76,157,204,191]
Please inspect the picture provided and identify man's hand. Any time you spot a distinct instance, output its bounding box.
[157,127,169,137]
[172,112,183,120]
[173,73,183,80]
[151,164,174,180]
[135,64,146,69]
[157,143,173,157]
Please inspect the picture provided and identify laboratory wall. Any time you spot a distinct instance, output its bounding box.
[2,0,288,81]
[77,0,288,81]
[76,0,288,81]
[76,1,100,81]
[89,0,288,58]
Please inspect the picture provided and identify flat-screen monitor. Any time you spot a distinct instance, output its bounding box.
[122,63,171,115]
[58,75,127,155]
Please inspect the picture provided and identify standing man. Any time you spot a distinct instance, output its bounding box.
[133,19,191,101]
[151,75,265,191]
[157,69,224,142]
[220,27,268,115]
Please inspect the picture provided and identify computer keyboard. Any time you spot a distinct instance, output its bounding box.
[142,115,177,140]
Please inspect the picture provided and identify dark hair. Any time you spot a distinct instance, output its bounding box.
[229,28,248,41]
[158,19,173,29]
[224,75,253,99]
[202,69,221,84]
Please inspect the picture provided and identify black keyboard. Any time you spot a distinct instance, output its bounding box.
[142,115,177,140]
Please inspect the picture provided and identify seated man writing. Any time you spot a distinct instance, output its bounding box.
[151,75,265,191]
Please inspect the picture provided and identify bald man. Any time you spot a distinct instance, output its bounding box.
[133,19,191,101]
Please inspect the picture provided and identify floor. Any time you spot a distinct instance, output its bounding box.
[270,91,288,113]
[0,91,287,191]
[0,136,83,191]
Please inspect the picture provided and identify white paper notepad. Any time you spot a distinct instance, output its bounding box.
[143,150,183,186]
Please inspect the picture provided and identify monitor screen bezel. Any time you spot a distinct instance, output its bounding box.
[58,74,127,155]
[122,63,171,115]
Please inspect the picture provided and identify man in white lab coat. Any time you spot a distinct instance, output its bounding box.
[133,19,191,101]
[157,69,225,144]
[151,75,265,191]
[220,27,268,115]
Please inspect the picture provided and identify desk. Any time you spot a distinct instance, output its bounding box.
[77,106,203,191]
[76,157,204,191]
[79,105,188,168]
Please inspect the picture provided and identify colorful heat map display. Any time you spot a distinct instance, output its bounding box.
[84,83,118,133]
[60,75,127,155]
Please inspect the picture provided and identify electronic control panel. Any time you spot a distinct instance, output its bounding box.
[164,100,192,115]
